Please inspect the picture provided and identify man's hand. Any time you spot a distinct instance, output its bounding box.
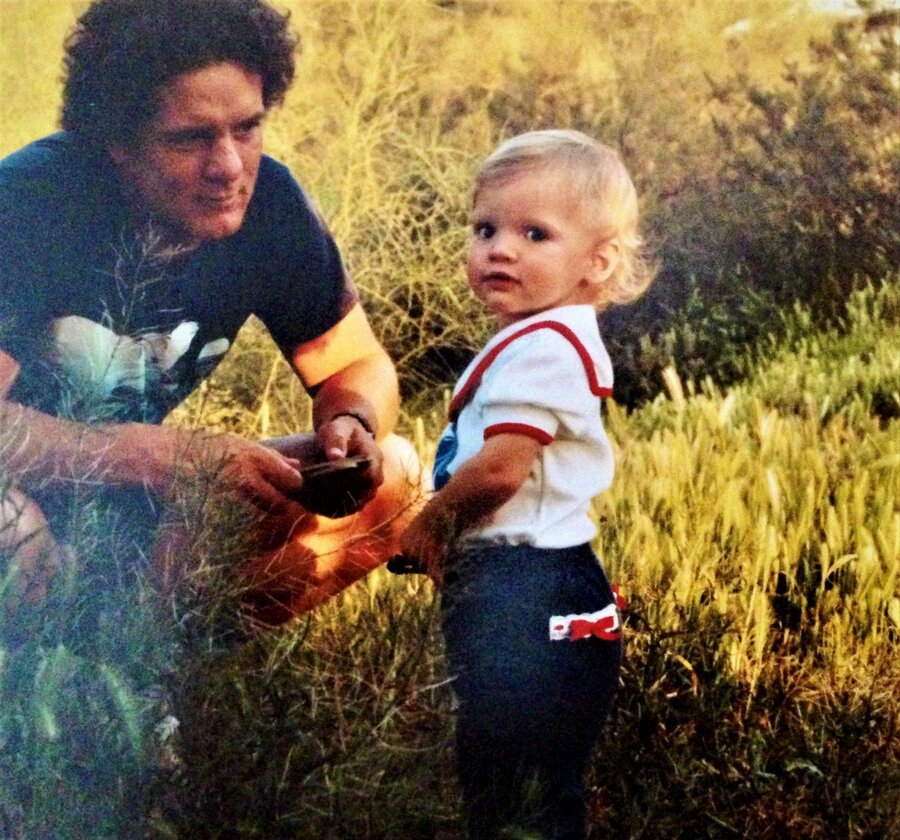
[282,302,399,519]
[0,488,64,615]
[183,432,305,516]
[158,432,312,551]
[264,421,384,519]
[316,415,384,496]
[305,415,384,515]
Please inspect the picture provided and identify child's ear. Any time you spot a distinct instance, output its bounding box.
[588,237,621,287]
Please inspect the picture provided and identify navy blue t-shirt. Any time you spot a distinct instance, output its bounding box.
[0,132,356,424]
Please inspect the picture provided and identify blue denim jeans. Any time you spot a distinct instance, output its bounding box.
[441,542,622,840]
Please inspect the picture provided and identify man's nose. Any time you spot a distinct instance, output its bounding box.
[205,135,243,181]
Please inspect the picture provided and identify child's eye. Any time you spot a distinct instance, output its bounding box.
[474,223,495,239]
[525,227,548,242]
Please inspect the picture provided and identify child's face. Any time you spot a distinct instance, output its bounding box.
[467,166,605,327]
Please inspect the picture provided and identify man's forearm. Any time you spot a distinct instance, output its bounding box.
[310,352,400,440]
[0,400,182,493]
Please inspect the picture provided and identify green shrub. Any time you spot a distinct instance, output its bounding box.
[601,13,899,406]
[706,17,898,314]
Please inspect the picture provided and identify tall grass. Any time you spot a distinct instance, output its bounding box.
[599,284,899,685]
[2,283,896,839]
[587,283,899,839]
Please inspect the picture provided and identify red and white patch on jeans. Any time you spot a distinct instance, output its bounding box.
[549,603,620,642]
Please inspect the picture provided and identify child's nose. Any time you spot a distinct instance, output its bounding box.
[487,231,515,260]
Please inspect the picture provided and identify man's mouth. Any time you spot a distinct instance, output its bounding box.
[198,193,243,211]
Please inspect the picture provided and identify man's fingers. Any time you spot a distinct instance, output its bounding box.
[317,415,381,462]
[316,417,352,459]
[261,449,304,493]
[205,436,304,509]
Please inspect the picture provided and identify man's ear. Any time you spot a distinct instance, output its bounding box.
[588,237,621,286]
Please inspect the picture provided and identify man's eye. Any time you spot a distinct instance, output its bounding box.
[162,131,213,150]
[474,223,495,239]
[525,227,547,242]
[234,118,263,139]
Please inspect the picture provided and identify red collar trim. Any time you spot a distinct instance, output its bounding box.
[449,320,612,421]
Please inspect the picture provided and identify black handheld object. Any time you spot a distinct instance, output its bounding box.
[292,456,372,519]
[386,554,427,575]
[299,455,370,479]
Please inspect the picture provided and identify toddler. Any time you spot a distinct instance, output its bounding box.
[398,129,655,839]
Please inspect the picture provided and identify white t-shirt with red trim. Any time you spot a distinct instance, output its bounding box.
[440,304,614,548]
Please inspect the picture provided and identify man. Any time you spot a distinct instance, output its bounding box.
[0,0,419,623]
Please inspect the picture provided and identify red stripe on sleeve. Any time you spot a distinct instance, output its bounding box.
[484,422,554,445]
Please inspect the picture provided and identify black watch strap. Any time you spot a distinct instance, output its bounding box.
[329,411,375,436]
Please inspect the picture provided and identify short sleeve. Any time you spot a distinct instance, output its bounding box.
[477,329,608,443]
[240,158,358,351]
[0,138,73,358]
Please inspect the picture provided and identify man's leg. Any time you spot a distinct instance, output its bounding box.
[0,487,63,612]
[220,433,425,623]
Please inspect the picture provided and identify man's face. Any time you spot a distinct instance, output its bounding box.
[110,61,266,248]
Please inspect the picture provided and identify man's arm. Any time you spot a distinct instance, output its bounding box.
[267,304,400,466]
[0,344,162,488]
[270,303,400,499]
[289,303,400,442]
[0,345,304,510]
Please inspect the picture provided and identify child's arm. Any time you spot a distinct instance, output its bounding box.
[399,431,541,584]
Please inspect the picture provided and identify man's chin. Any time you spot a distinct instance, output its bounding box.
[189,212,247,244]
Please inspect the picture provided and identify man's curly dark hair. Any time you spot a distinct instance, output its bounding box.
[61,0,298,149]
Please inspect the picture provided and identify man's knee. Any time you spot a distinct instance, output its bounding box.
[383,432,428,490]
[1,488,51,548]
[364,433,427,524]
[0,487,62,607]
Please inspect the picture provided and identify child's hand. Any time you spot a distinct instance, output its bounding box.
[399,504,455,587]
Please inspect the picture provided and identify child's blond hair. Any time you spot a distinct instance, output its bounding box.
[474,129,656,307]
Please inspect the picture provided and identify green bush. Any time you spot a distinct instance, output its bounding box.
[705,17,898,313]
[0,496,172,840]
[601,13,899,406]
